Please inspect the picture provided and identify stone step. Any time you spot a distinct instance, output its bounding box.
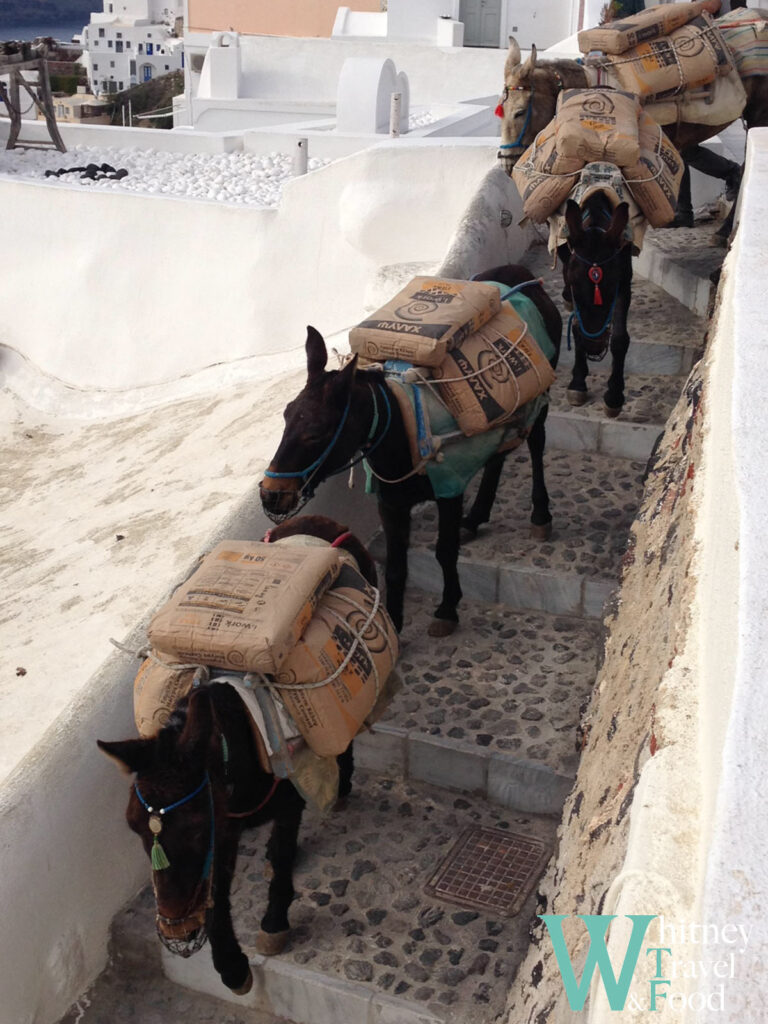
[548,371,682,460]
[161,771,558,1024]
[635,222,725,316]
[523,243,706,376]
[370,446,646,620]
[354,595,598,814]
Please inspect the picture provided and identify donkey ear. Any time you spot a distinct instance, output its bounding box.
[178,687,214,756]
[565,200,584,247]
[519,43,537,81]
[306,325,328,383]
[504,36,522,77]
[97,737,156,775]
[606,202,630,248]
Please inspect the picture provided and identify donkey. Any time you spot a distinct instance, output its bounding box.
[496,31,768,172]
[559,196,633,416]
[260,265,561,638]
[98,516,370,996]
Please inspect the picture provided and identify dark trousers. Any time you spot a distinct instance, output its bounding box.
[677,145,741,216]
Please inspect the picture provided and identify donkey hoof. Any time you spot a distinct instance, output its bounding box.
[229,967,254,996]
[428,618,458,638]
[256,929,289,956]
[566,389,589,407]
[530,522,552,541]
[603,403,622,419]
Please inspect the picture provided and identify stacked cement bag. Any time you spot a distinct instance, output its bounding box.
[578,1,721,55]
[513,88,683,229]
[622,110,685,227]
[149,541,342,675]
[432,303,556,437]
[274,560,400,756]
[511,122,584,224]
[137,540,399,760]
[349,277,502,368]
[581,3,733,103]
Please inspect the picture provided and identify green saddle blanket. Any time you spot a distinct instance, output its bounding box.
[364,286,555,500]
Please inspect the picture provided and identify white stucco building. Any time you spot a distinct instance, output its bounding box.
[80,0,184,96]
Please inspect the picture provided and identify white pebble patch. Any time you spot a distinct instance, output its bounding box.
[0,145,330,207]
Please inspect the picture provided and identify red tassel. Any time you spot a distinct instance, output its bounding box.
[494,103,504,118]
[593,284,603,306]
[588,265,603,306]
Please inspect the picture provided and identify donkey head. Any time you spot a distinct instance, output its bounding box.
[497,38,543,170]
[563,197,630,356]
[260,327,361,521]
[98,688,221,956]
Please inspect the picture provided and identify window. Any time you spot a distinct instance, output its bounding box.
[116,32,122,39]
[108,80,117,93]
[126,41,131,48]
[129,59,136,74]
[146,42,153,55]
[108,39,113,47]
[108,3,113,10]
[137,43,143,53]
[115,40,123,52]
[142,64,152,82]
[110,60,115,67]
[98,27,104,37]
[93,62,99,70]
[164,64,169,71]
[118,81,123,90]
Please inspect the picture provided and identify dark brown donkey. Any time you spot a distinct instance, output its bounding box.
[98,516,370,996]
[260,265,561,638]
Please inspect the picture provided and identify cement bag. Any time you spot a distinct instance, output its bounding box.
[555,89,641,167]
[349,277,501,368]
[431,302,556,437]
[274,563,400,757]
[622,111,684,228]
[133,649,197,738]
[578,1,719,56]
[512,128,583,224]
[644,67,747,127]
[609,15,733,101]
[149,541,341,675]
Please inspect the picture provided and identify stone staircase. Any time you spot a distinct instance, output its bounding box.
[59,227,720,1024]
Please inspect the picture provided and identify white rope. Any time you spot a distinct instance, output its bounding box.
[267,586,385,693]
[109,637,204,673]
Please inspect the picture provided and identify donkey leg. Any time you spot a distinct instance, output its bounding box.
[462,451,506,538]
[604,332,630,416]
[567,343,590,405]
[210,836,252,993]
[258,808,303,954]
[430,495,464,637]
[336,741,354,802]
[528,408,552,540]
[379,498,411,633]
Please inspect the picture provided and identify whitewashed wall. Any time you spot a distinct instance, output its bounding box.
[0,138,495,391]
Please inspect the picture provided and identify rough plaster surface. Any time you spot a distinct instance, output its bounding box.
[503,361,709,1022]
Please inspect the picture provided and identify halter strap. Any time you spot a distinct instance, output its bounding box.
[498,87,534,151]
[134,773,209,816]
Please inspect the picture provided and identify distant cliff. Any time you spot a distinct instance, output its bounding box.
[0,1,95,27]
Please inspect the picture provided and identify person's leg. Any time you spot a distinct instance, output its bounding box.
[686,144,742,200]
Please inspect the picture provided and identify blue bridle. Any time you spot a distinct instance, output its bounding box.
[263,380,392,499]
[498,87,534,155]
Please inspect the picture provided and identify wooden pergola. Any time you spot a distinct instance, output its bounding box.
[0,51,66,152]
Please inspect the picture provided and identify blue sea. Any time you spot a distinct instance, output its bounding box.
[0,18,89,43]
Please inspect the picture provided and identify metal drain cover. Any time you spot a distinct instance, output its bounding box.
[425,826,549,917]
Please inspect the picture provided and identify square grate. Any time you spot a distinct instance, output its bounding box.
[424,826,549,917]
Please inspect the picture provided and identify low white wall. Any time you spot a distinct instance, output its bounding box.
[184,33,508,107]
[0,138,496,390]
